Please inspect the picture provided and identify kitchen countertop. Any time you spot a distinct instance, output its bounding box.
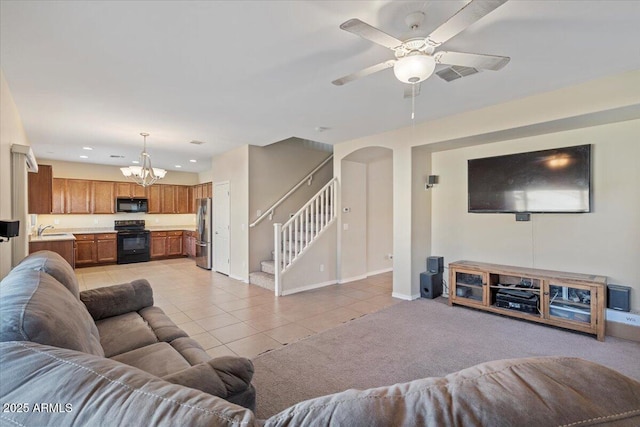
[29,232,76,242]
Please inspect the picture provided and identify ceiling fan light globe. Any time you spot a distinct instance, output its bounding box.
[393,55,435,84]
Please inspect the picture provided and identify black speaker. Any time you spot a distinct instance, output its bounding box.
[607,284,631,312]
[427,256,444,273]
[0,220,19,238]
[420,272,443,299]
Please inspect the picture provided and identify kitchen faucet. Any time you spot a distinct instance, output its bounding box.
[37,225,54,236]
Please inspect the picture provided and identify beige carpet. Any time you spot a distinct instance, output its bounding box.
[252,297,640,419]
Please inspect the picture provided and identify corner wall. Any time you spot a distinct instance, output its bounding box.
[0,70,30,278]
[212,145,249,281]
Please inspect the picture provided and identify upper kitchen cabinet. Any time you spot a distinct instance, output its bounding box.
[92,181,115,214]
[161,185,176,213]
[65,179,92,214]
[146,185,162,214]
[115,182,146,198]
[28,164,53,214]
[52,178,65,214]
[176,185,191,214]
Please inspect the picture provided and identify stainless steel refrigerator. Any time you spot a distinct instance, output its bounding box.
[195,198,212,269]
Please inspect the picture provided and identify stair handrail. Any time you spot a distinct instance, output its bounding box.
[274,177,337,296]
[281,177,337,229]
[249,154,333,228]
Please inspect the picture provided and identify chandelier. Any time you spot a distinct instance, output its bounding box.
[120,132,167,187]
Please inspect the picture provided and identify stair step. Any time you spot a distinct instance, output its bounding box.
[249,271,274,291]
[261,260,275,275]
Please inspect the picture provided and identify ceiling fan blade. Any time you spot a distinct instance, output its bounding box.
[426,0,508,48]
[403,83,421,99]
[332,59,396,86]
[434,51,510,70]
[340,18,403,50]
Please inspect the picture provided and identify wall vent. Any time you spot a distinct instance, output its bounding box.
[436,66,479,82]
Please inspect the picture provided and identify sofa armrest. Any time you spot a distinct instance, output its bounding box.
[162,357,254,400]
[80,279,154,321]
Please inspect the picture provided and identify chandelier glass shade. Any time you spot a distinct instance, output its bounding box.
[393,54,436,84]
[120,133,167,187]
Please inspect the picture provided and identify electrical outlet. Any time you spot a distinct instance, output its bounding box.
[93,218,99,224]
[343,223,349,230]
[320,264,324,272]
[53,219,60,225]
[155,218,159,223]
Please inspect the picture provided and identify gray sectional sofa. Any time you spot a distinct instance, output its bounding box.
[2,251,639,426]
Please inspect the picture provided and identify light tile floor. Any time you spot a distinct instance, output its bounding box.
[76,258,399,359]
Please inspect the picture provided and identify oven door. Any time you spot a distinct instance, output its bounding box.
[117,231,150,264]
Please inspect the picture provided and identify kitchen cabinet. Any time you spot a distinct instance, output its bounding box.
[92,181,115,214]
[115,182,146,198]
[151,231,167,258]
[183,231,196,257]
[29,238,75,268]
[28,164,53,214]
[75,234,97,266]
[151,230,185,259]
[52,178,66,214]
[147,185,162,214]
[162,185,176,214]
[176,185,191,214]
[66,180,92,214]
[166,231,183,256]
[96,233,117,263]
[74,233,117,266]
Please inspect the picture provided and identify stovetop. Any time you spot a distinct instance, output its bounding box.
[114,219,146,231]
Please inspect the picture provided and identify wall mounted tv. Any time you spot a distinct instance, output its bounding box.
[468,144,591,213]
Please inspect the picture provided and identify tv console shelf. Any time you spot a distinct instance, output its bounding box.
[448,261,607,341]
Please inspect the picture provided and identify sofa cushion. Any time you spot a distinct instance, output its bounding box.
[111,342,191,378]
[12,250,80,298]
[0,270,104,357]
[170,336,211,365]
[140,306,189,342]
[0,341,258,427]
[263,356,640,427]
[81,279,154,321]
[96,312,158,357]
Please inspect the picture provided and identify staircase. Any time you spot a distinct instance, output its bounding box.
[250,177,337,294]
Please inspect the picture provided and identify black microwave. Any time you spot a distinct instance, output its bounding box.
[116,198,148,213]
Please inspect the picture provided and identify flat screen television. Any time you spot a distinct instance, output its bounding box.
[468,144,591,213]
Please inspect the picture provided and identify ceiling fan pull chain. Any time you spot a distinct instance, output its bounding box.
[411,84,416,120]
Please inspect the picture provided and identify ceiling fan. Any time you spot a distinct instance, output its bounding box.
[332,0,511,93]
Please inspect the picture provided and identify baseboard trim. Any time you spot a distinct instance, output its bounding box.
[367,267,393,276]
[606,321,640,342]
[392,292,420,301]
[229,274,249,283]
[282,279,338,296]
[338,274,368,284]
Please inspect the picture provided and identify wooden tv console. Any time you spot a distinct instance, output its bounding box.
[448,261,607,341]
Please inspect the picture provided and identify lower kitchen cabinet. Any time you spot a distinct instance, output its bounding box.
[74,233,117,267]
[151,230,185,259]
[29,239,75,268]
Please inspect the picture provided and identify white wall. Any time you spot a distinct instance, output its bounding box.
[340,160,367,281]
[212,145,249,281]
[0,70,30,278]
[334,69,640,302]
[43,159,199,185]
[248,141,332,272]
[431,122,640,310]
[366,156,393,274]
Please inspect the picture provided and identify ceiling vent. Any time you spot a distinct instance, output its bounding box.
[190,140,206,145]
[436,66,479,82]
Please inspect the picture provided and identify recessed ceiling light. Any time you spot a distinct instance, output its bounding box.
[82,146,93,150]
[79,155,88,159]
[132,160,140,164]
[175,165,182,168]
[189,159,197,163]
